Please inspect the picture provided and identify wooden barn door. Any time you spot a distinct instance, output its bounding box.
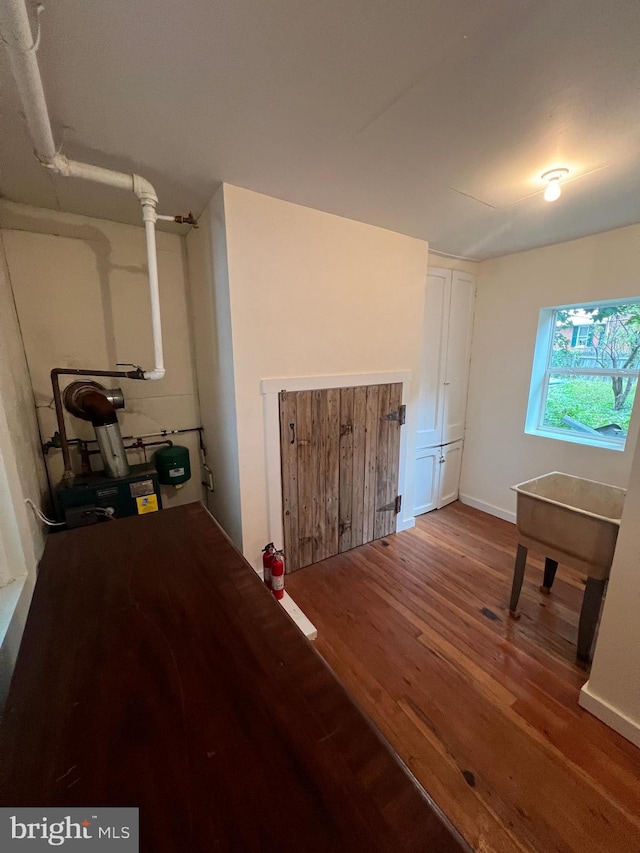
[279,383,403,572]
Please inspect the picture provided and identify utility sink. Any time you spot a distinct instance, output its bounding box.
[508,472,626,661]
[511,471,625,577]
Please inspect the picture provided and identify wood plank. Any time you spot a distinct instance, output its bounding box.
[339,386,354,553]
[374,383,391,540]
[351,385,367,547]
[287,502,640,853]
[325,388,341,560]
[296,390,314,569]
[312,389,328,564]
[363,384,380,543]
[282,382,400,566]
[279,390,300,572]
[0,504,467,853]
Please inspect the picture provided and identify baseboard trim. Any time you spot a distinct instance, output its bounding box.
[0,575,27,649]
[397,516,416,533]
[579,681,640,748]
[253,568,317,640]
[280,591,318,641]
[458,494,516,524]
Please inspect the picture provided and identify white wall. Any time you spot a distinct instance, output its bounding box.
[0,232,48,705]
[461,225,640,520]
[0,201,204,510]
[186,190,243,546]
[579,433,640,747]
[216,185,429,568]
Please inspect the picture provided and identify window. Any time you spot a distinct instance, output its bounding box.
[525,299,640,450]
[573,324,592,348]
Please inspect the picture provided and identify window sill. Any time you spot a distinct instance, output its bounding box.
[524,426,626,452]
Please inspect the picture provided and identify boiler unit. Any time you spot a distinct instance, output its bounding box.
[52,375,164,527]
[54,464,163,528]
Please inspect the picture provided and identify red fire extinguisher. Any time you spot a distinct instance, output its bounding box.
[271,550,285,600]
[262,542,275,590]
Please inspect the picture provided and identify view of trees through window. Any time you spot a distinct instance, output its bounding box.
[542,302,640,440]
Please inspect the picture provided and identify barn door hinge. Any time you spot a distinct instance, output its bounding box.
[381,404,406,426]
[377,495,402,514]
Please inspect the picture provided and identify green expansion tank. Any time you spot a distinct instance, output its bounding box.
[153,444,191,487]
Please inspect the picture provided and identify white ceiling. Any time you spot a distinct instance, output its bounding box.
[1,0,638,259]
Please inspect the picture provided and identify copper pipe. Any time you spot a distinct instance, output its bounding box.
[51,367,145,483]
[51,370,72,482]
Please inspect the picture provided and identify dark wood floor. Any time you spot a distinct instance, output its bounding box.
[286,502,640,853]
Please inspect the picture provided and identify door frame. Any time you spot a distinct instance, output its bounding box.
[261,371,414,552]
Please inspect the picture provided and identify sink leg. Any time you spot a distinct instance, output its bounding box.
[509,544,528,618]
[577,577,607,662]
[540,558,558,594]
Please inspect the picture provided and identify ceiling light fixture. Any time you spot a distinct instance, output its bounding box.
[541,168,569,202]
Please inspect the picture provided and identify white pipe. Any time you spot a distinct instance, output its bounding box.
[46,155,134,194]
[0,0,165,381]
[142,205,165,381]
[0,0,56,160]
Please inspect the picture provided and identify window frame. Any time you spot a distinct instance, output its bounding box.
[525,298,640,451]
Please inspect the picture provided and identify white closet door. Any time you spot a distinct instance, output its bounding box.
[437,440,463,508]
[442,272,475,445]
[416,269,449,449]
[413,447,440,516]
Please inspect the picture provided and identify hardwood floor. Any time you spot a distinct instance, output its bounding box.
[286,502,640,853]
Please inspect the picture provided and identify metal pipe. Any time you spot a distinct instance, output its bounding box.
[78,441,92,476]
[120,427,204,441]
[62,384,130,478]
[64,382,125,421]
[72,387,128,477]
[78,390,119,427]
[103,387,125,410]
[157,213,198,227]
[84,439,172,458]
[51,370,72,481]
[127,439,172,451]
[52,368,145,380]
[53,426,203,447]
[94,423,130,479]
[51,367,144,483]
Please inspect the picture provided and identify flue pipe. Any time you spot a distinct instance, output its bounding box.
[51,367,145,482]
[0,0,165,381]
[64,385,130,479]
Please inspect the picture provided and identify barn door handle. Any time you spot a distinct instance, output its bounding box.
[290,423,295,444]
